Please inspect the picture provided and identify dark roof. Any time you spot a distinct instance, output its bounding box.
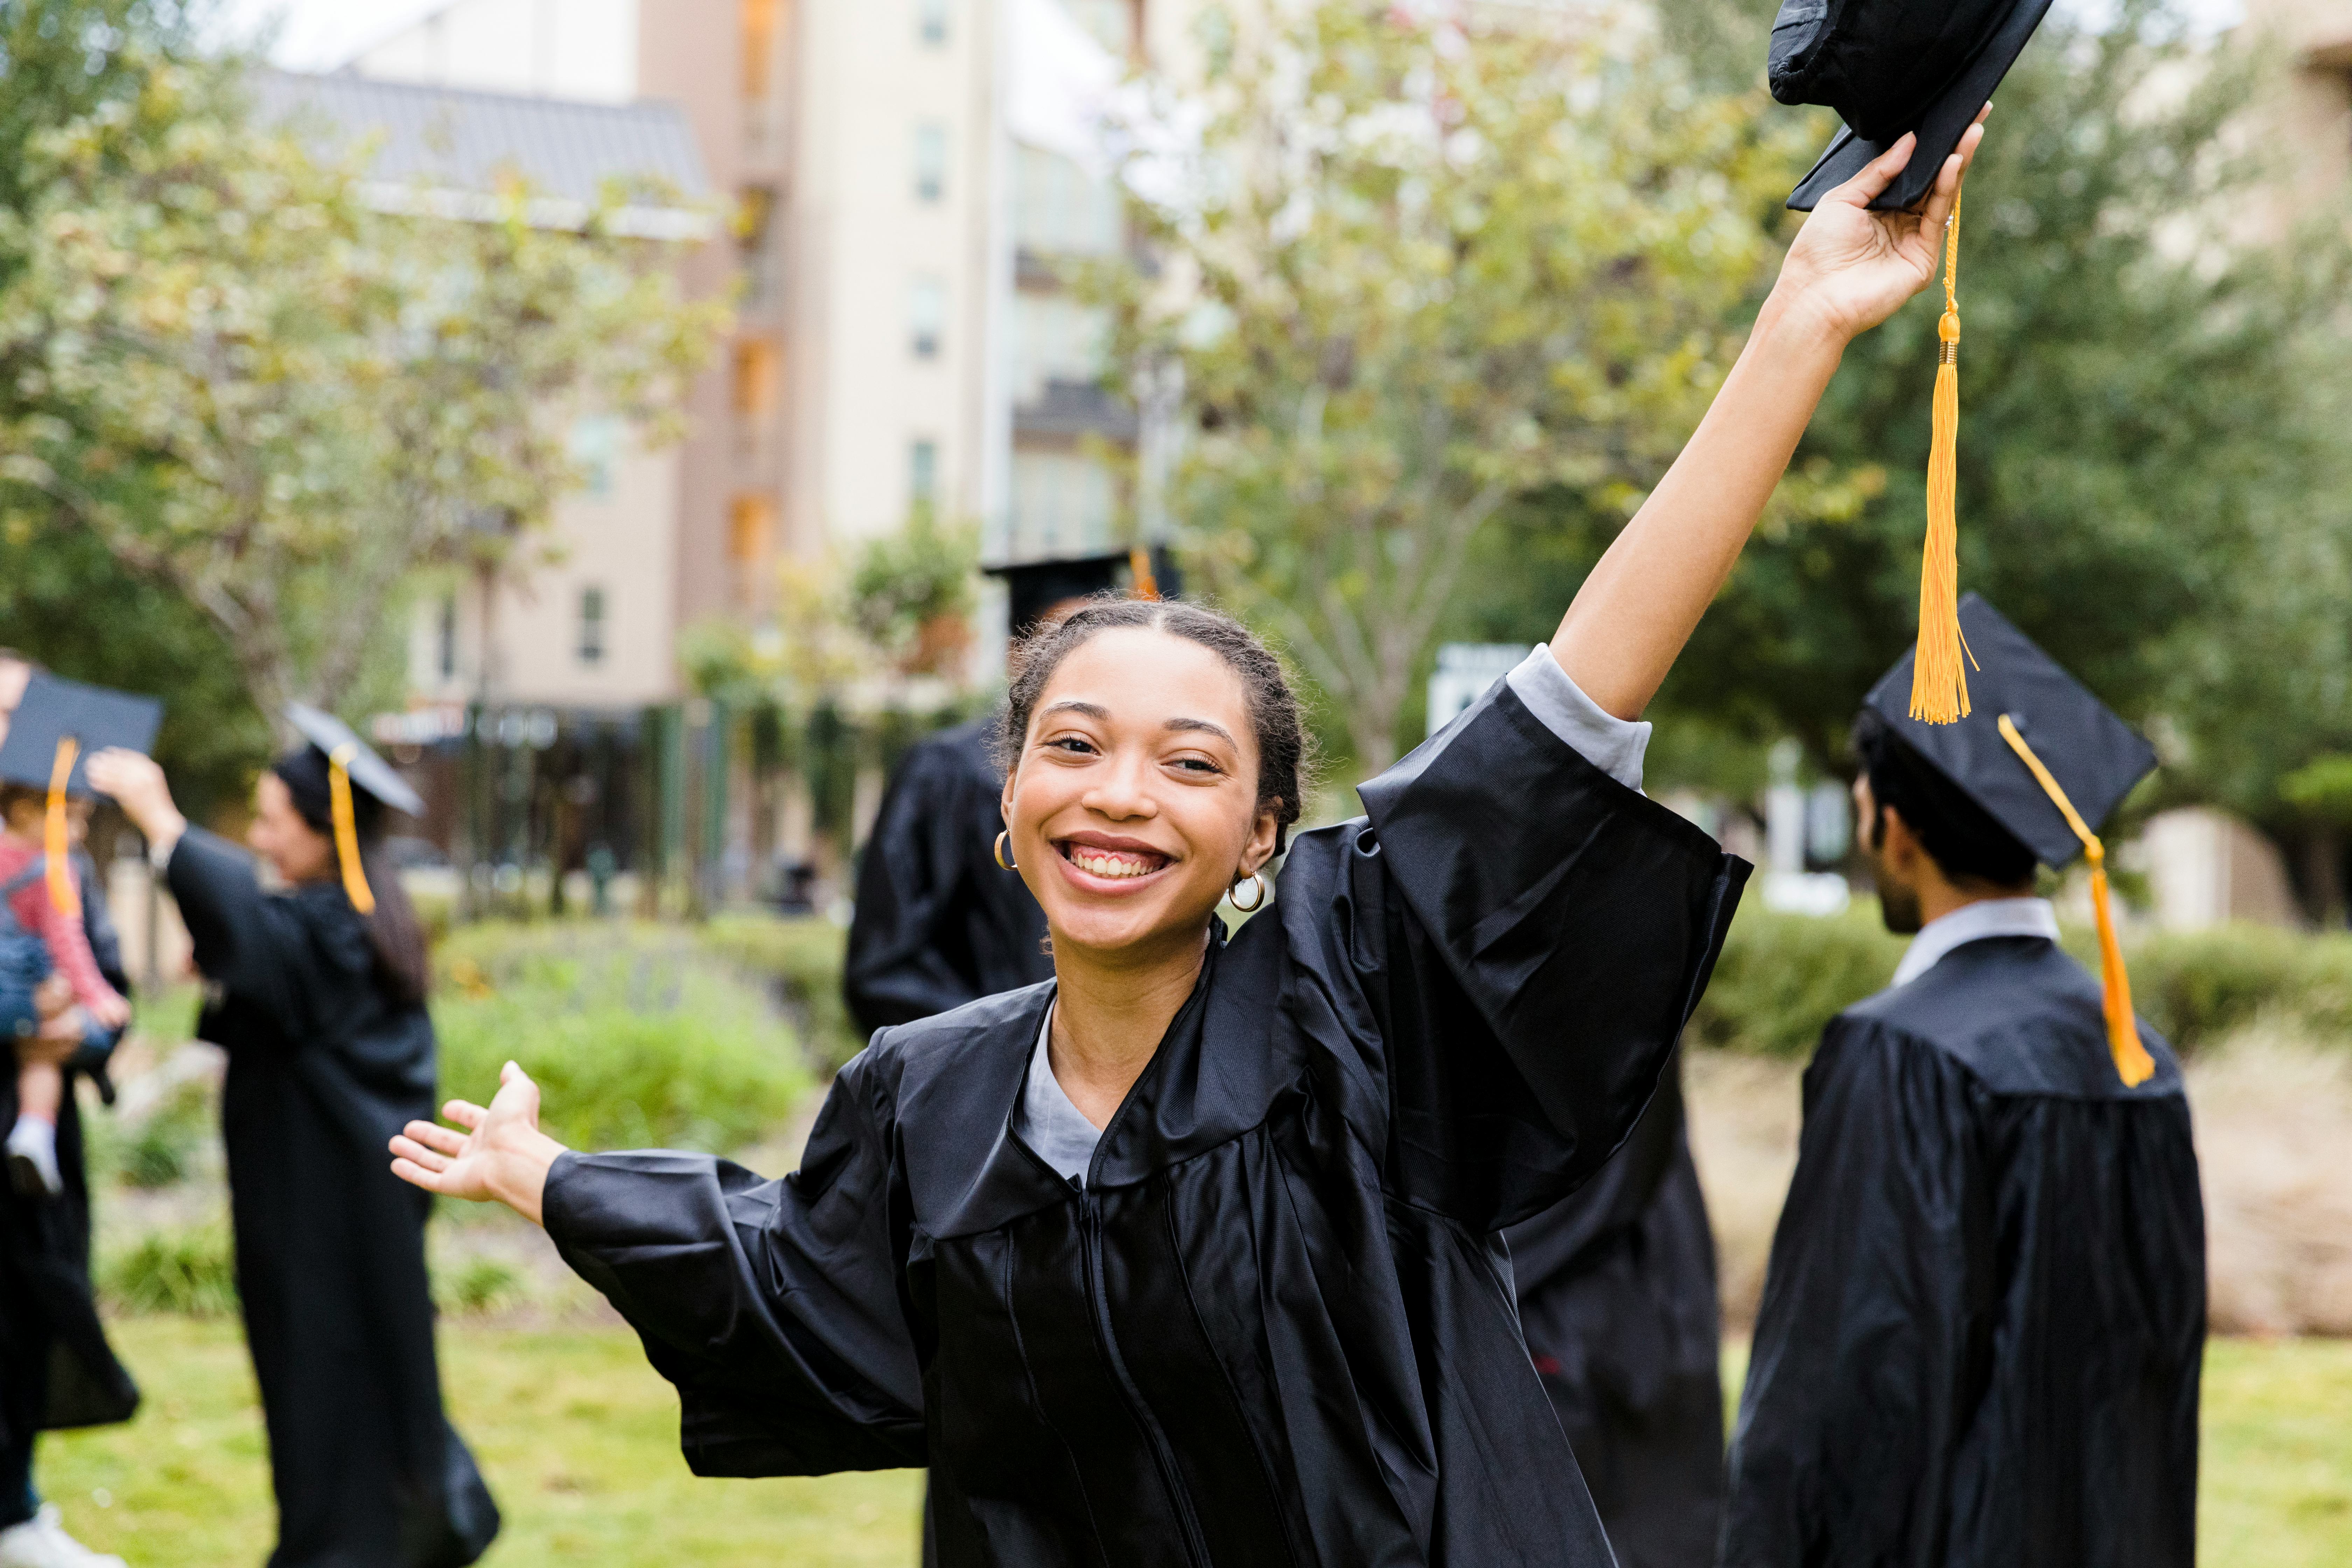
[250,69,712,234]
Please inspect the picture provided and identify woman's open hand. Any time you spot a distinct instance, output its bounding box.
[1772,108,1990,344]
[390,1061,568,1227]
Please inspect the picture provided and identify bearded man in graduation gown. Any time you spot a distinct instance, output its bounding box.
[1720,596,2205,1568]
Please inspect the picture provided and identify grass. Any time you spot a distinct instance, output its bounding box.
[23,1322,2352,1564]
[35,1318,922,1566]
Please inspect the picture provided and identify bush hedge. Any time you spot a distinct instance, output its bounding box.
[434,923,809,1153]
[1687,899,2352,1059]
[700,914,868,1074]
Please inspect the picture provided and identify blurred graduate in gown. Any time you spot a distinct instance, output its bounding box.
[90,713,498,1568]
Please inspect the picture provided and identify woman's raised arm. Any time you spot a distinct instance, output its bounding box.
[1552,116,1988,721]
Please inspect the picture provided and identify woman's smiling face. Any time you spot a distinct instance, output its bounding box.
[1002,626,1280,964]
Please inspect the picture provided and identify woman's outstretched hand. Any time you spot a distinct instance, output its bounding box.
[390,1061,568,1227]
[1773,108,1991,343]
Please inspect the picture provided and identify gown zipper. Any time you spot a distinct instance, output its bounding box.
[1080,1188,1213,1568]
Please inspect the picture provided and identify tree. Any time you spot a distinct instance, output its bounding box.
[1460,0,2352,902]
[0,28,727,724]
[1101,0,1820,772]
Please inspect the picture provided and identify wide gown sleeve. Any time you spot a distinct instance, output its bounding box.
[164,827,318,1023]
[1345,674,1746,1223]
[542,1051,927,1477]
[842,746,983,1035]
[1718,1018,1992,1568]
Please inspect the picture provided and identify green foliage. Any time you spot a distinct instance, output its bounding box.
[1695,902,2352,1060]
[1102,0,1817,772]
[100,1223,237,1316]
[433,1253,525,1317]
[2280,756,2352,825]
[1687,903,1908,1057]
[0,10,727,718]
[1467,0,2352,823]
[850,511,980,677]
[110,1077,214,1189]
[433,923,808,1153]
[700,913,865,1074]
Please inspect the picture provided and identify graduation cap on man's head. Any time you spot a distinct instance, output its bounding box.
[0,672,163,919]
[983,545,1182,638]
[283,704,424,917]
[1863,594,2159,1084]
[1773,0,2051,727]
[1772,0,2052,214]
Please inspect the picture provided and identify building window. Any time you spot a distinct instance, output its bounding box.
[569,416,622,498]
[908,276,945,359]
[742,0,779,99]
[909,439,939,510]
[733,338,780,419]
[578,586,607,666]
[1014,145,1123,256]
[1011,449,1115,556]
[739,185,777,306]
[730,495,778,564]
[918,0,950,47]
[913,121,947,204]
[1063,0,1135,55]
[436,594,458,681]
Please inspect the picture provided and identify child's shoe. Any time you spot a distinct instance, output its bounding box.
[5,1118,60,1199]
[0,1504,124,1567]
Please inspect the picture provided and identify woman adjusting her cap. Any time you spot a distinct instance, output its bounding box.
[390,121,1989,1568]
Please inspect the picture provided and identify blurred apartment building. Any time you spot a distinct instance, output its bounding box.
[281,0,1197,905]
[2244,0,2352,209]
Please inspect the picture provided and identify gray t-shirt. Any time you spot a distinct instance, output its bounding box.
[1009,646,1650,1186]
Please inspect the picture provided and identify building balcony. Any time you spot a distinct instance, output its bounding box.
[1013,378,1138,444]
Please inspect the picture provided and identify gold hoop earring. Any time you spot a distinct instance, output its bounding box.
[1227,871,1267,912]
[994,831,1016,872]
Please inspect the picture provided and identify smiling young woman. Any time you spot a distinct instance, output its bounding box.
[390,124,1986,1568]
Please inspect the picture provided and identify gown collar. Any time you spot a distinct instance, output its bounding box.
[1891,896,2060,988]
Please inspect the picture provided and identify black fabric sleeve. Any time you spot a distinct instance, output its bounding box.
[1350,680,1746,1222]
[842,748,984,1035]
[542,1055,926,1477]
[1719,1019,1993,1568]
[164,827,312,1021]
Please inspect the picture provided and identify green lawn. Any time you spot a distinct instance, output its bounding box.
[29,1321,2352,1565]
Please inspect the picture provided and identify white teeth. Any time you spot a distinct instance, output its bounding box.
[1070,847,1161,879]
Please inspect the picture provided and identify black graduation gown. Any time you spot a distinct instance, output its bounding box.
[166,829,497,1568]
[1503,1049,1721,1568]
[844,714,1052,1037]
[1721,936,2206,1568]
[0,854,139,1476]
[546,680,1749,1568]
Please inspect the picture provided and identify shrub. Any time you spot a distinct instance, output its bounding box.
[701,914,867,1074]
[102,1224,238,1316]
[433,923,809,1154]
[1686,904,1909,1058]
[111,1078,216,1190]
[1690,898,2352,1062]
[433,1253,525,1317]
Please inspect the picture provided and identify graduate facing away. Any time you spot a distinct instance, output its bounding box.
[1720,596,2206,1568]
[390,122,1990,1568]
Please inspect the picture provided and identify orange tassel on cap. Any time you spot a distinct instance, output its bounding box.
[43,738,80,920]
[327,743,377,916]
[1997,714,2154,1087]
[1911,189,1973,726]
[1128,546,1161,602]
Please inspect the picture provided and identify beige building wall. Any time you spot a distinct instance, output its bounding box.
[2243,0,2352,212]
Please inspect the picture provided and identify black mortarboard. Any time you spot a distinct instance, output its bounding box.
[1772,0,2052,212]
[0,672,162,796]
[983,545,1182,637]
[284,703,426,817]
[1862,594,2154,870]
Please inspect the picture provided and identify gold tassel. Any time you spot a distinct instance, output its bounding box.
[1910,189,1971,726]
[327,743,377,916]
[43,738,80,920]
[1996,715,2155,1087]
[1128,546,1161,602]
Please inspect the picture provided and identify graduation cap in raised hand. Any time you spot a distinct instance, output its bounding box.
[1772,0,2056,724]
[284,704,424,918]
[1864,595,2160,1084]
[0,672,164,919]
